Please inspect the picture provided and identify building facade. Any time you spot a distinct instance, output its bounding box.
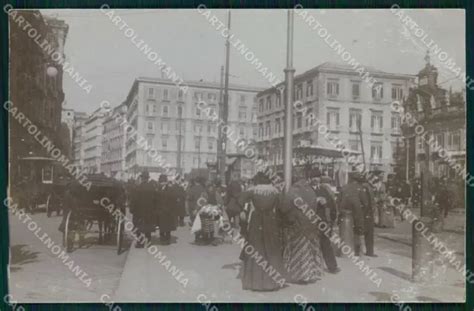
[256,62,414,174]
[123,77,262,179]
[402,55,466,180]
[83,108,105,173]
[72,111,88,169]
[101,103,128,180]
[9,11,68,184]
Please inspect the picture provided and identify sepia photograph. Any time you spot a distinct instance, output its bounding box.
[4,5,468,304]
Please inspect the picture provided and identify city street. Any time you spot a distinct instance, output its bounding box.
[9,208,465,303]
[8,211,129,302]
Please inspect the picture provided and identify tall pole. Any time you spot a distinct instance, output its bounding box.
[221,10,231,185]
[217,66,225,182]
[177,107,182,174]
[357,119,366,172]
[283,10,295,192]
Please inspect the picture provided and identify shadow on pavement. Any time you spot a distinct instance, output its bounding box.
[10,244,40,269]
[377,266,412,282]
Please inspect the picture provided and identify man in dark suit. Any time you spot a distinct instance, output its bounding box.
[156,174,177,245]
[340,172,365,256]
[130,171,157,248]
[359,177,377,257]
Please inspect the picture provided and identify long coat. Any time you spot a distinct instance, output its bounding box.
[172,183,186,218]
[340,181,365,235]
[156,183,178,232]
[239,184,284,291]
[130,181,157,234]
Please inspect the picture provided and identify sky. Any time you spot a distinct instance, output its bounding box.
[39,8,466,114]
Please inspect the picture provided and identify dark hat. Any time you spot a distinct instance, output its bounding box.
[159,174,168,183]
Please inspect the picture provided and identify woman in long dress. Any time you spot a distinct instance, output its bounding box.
[239,172,285,291]
[281,174,325,284]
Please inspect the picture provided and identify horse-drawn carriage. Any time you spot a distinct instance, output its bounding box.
[62,174,126,254]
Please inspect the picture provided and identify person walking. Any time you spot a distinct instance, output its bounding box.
[281,169,325,284]
[340,172,365,257]
[239,171,285,291]
[130,171,157,248]
[360,178,377,257]
[156,174,177,245]
[312,173,340,274]
[226,178,243,228]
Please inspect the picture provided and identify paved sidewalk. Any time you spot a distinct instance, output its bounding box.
[112,215,465,303]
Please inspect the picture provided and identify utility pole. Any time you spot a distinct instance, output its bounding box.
[177,106,183,175]
[283,9,295,193]
[217,66,225,182]
[357,119,366,172]
[220,10,231,186]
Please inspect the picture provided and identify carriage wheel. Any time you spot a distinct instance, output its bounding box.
[46,195,52,217]
[63,210,73,252]
[116,219,124,255]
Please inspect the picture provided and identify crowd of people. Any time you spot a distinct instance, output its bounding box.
[45,166,463,291]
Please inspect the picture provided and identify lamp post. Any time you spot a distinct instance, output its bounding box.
[283,9,295,192]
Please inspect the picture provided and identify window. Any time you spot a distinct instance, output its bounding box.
[208,93,217,101]
[266,96,272,111]
[42,165,53,184]
[240,94,246,104]
[259,99,264,113]
[275,118,281,134]
[161,121,169,134]
[327,80,339,97]
[370,142,383,162]
[178,89,184,100]
[147,121,154,132]
[352,83,360,98]
[195,138,201,150]
[371,111,383,133]
[296,84,303,100]
[296,111,303,129]
[162,105,169,117]
[195,104,201,117]
[239,127,245,137]
[148,87,155,99]
[372,83,384,100]
[392,84,403,100]
[305,108,313,128]
[163,89,169,100]
[252,111,257,122]
[276,94,281,107]
[265,121,271,137]
[194,124,202,134]
[448,131,461,151]
[326,108,339,130]
[208,140,214,151]
[177,106,183,118]
[162,138,168,149]
[306,80,313,97]
[349,139,360,151]
[391,113,400,134]
[239,108,247,120]
[259,123,264,138]
[252,125,258,137]
[194,92,203,101]
[349,109,362,132]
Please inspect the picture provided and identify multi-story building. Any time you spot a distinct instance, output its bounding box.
[72,111,88,169]
[402,54,465,180]
[9,11,68,184]
[83,107,106,173]
[256,62,414,175]
[123,77,262,179]
[101,103,128,180]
